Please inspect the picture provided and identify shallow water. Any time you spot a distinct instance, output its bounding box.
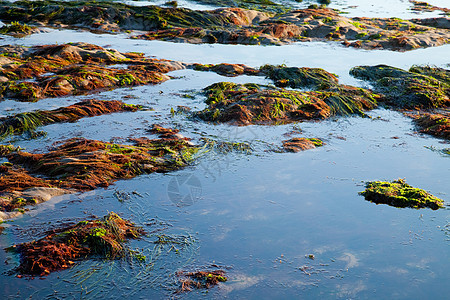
[1,0,449,299]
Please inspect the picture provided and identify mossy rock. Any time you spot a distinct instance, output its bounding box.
[350,65,449,108]
[360,179,445,210]
[195,81,379,125]
[260,64,338,89]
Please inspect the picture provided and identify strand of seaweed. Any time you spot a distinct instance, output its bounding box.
[0,99,140,140]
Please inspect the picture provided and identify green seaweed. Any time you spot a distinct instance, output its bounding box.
[350,65,449,108]
[0,100,140,140]
[360,179,445,210]
[196,81,378,124]
[0,21,34,36]
[260,64,339,89]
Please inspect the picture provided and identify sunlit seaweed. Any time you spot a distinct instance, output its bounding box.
[1,1,448,50]
[0,21,35,37]
[0,126,198,213]
[177,269,227,292]
[414,112,450,140]
[0,43,180,101]
[7,212,144,276]
[350,65,449,108]
[0,99,141,140]
[195,82,379,125]
[260,64,338,89]
[282,137,324,152]
[359,179,445,210]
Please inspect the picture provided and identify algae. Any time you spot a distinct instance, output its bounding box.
[8,212,144,276]
[0,99,141,140]
[195,81,379,125]
[350,65,449,108]
[0,126,198,212]
[0,21,35,37]
[260,64,338,89]
[414,112,450,140]
[2,1,447,50]
[282,137,324,152]
[0,43,181,101]
[360,179,445,210]
[178,269,227,292]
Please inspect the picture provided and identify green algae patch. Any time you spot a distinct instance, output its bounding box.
[0,99,141,140]
[0,126,198,216]
[282,137,324,152]
[8,212,144,276]
[260,64,339,89]
[0,43,184,101]
[195,82,379,125]
[350,65,449,109]
[360,179,445,210]
[0,21,36,37]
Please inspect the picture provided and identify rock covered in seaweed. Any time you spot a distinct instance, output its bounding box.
[0,2,448,50]
[413,112,450,140]
[8,212,144,276]
[360,179,445,210]
[195,82,380,125]
[0,99,141,140]
[0,21,40,37]
[192,63,260,77]
[260,64,339,89]
[350,65,450,109]
[0,43,186,101]
[0,126,198,219]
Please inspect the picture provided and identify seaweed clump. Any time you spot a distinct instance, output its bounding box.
[195,81,379,125]
[282,137,324,152]
[0,2,448,50]
[360,179,445,210]
[0,43,183,101]
[178,270,227,292]
[8,212,144,276]
[0,126,198,216]
[260,64,339,89]
[414,112,450,140]
[350,65,450,109]
[193,63,260,77]
[0,99,141,140]
[0,21,36,37]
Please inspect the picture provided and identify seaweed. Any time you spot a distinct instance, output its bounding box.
[414,112,450,140]
[193,63,260,77]
[359,179,445,210]
[0,21,35,37]
[0,43,179,101]
[177,269,227,292]
[0,100,140,140]
[7,212,144,276]
[350,65,450,109]
[260,64,338,89]
[282,137,324,152]
[195,82,379,125]
[0,126,198,213]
